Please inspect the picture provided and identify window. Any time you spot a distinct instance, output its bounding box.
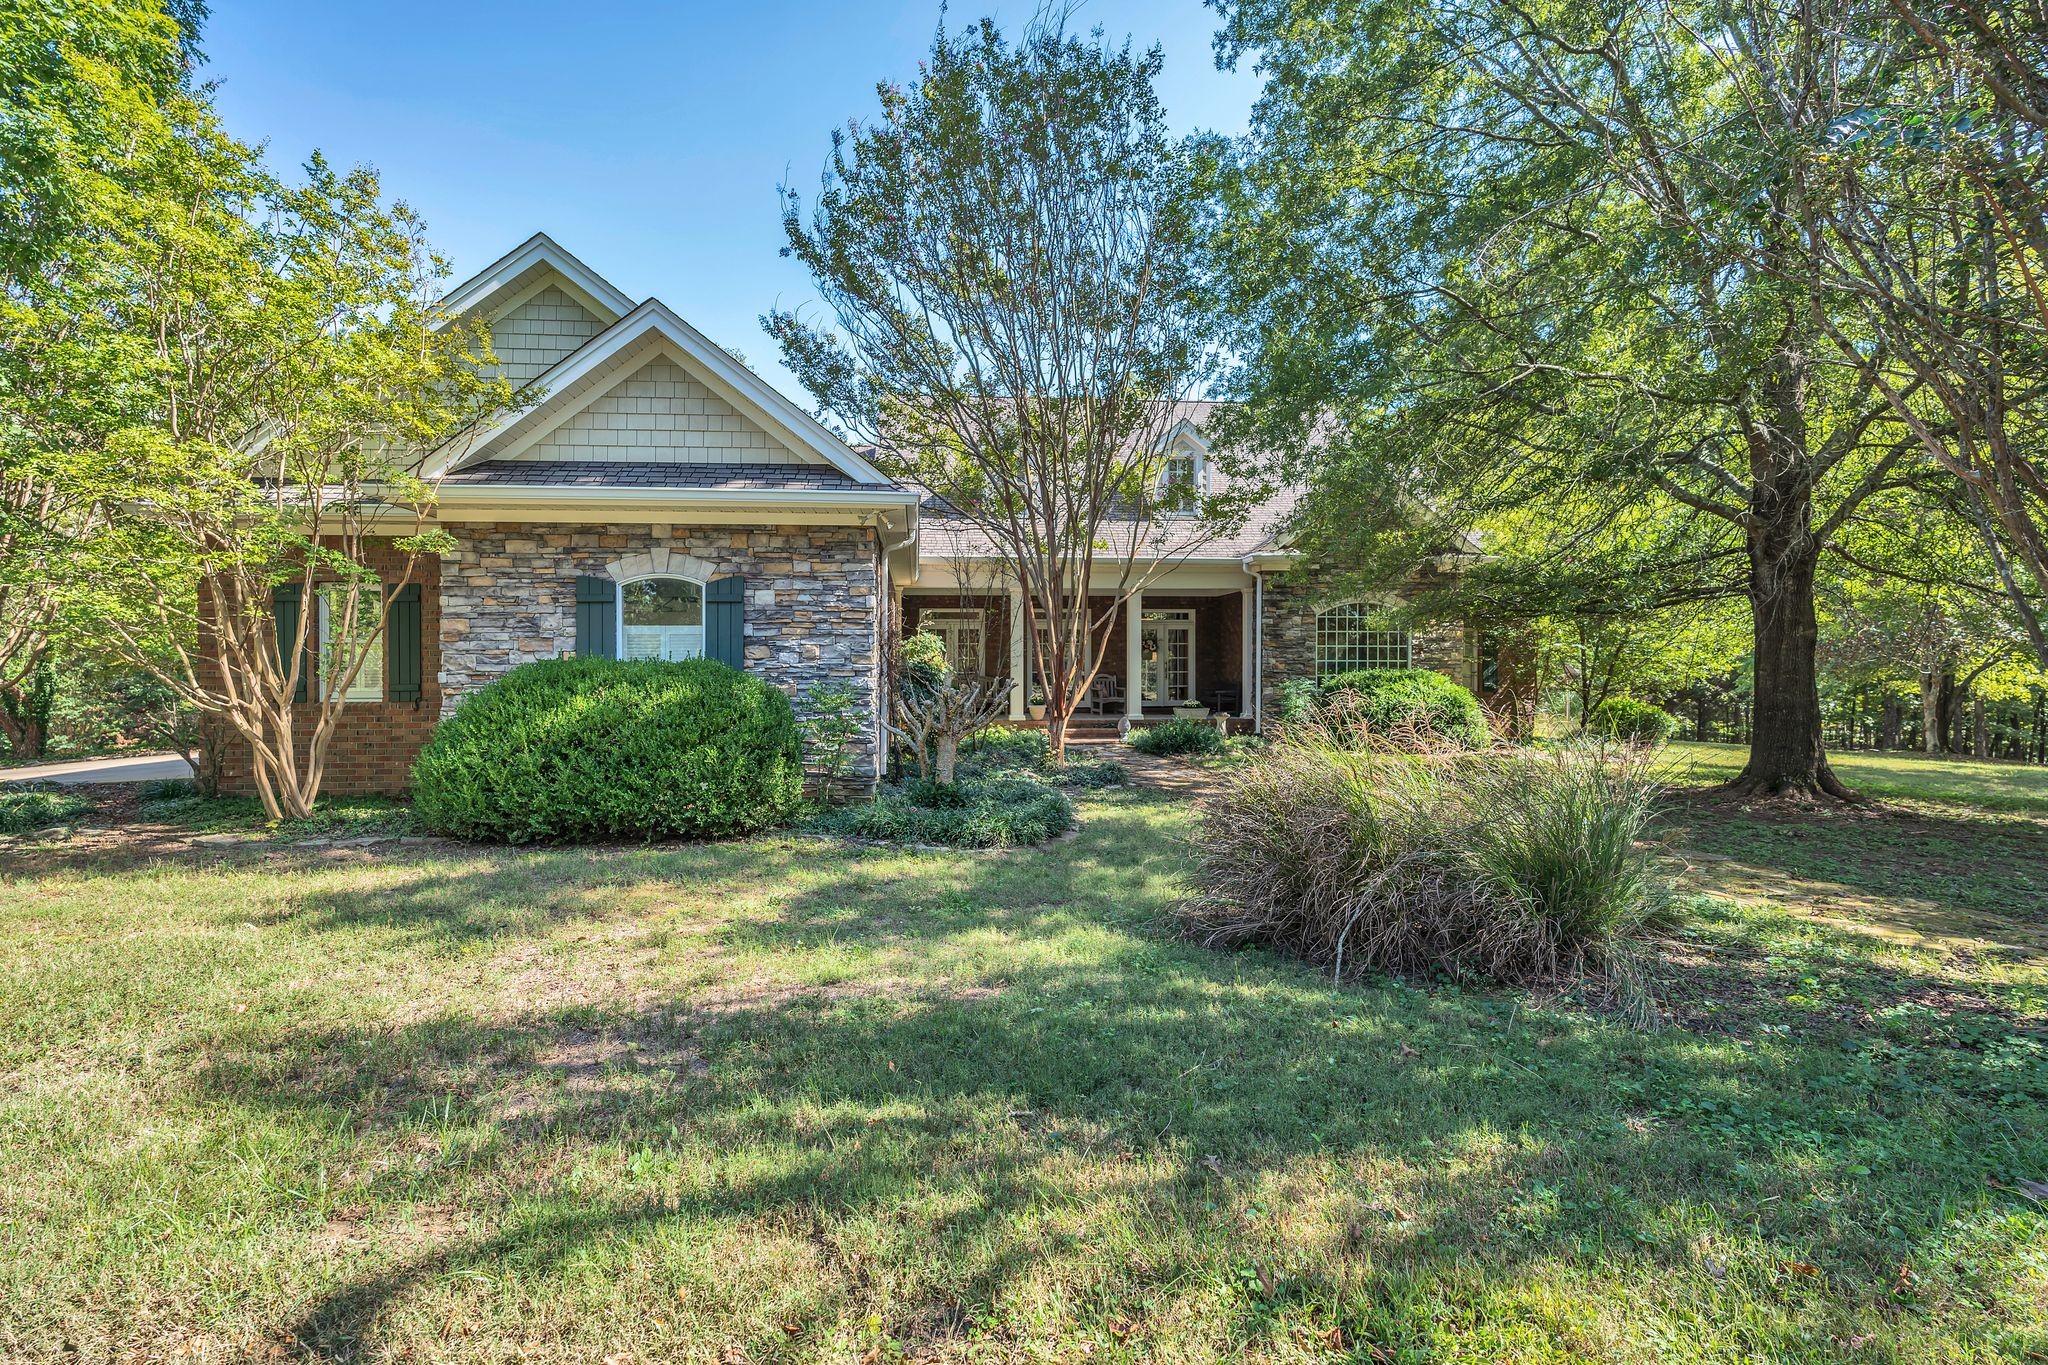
[1157,447,1200,512]
[621,576,704,660]
[318,586,384,702]
[1315,601,1411,677]
[1479,637,1501,693]
[920,610,985,675]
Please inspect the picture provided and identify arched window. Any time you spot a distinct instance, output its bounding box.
[1315,601,1410,677]
[620,576,705,660]
[1156,439,1203,512]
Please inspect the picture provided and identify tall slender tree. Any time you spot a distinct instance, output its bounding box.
[769,11,1241,761]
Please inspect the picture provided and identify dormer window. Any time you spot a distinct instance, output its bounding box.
[1157,444,1201,513]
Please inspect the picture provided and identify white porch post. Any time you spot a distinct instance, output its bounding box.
[1125,590,1144,720]
[1238,586,1255,716]
[1008,586,1026,721]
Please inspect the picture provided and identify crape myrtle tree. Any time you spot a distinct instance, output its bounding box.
[66,113,511,820]
[1207,0,1931,800]
[0,0,204,755]
[768,10,1249,762]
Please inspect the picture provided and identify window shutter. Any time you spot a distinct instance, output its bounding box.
[386,583,423,701]
[705,575,745,669]
[272,583,308,703]
[575,575,618,658]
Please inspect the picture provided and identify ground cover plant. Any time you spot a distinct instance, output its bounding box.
[1128,716,1226,757]
[1,767,2043,1363]
[809,724,1120,848]
[410,657,805,843]
[0,785,93,834]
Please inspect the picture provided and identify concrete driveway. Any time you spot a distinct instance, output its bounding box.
[0,752,193,785]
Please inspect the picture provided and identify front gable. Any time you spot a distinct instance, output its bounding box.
[509,354,811,467]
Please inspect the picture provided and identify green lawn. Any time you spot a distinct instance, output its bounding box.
[1668,741,2048,815]
[1,781,2044,1362]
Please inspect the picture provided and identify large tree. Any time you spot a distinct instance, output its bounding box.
[0,0,204,754]
[768,11,1240,761]
[1207,0,1937,799]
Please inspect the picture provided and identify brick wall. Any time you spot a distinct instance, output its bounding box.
[440,522,885,779]
[213,544,443,798]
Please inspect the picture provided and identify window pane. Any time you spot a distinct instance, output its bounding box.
[1315,603,1411,677]
[320,587,384,702]
[622,577,702,627]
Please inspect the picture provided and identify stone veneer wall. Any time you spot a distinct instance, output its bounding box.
[1257,571,1473,721]
[439,522,885,779]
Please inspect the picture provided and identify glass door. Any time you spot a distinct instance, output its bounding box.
[1140,610,1194,705]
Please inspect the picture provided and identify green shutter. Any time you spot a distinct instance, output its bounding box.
[386,583,422,701]
[705,575,745,669]
[575,575,617,657]
[272,583,308,703]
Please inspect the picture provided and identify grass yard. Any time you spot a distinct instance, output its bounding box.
[1,773,2045,1362]
[1668,740,2048,815]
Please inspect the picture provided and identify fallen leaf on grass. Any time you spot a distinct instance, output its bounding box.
[1106,1317,1135,1341]
[1199,1154,1225,1178]
[1781,1260,1821,1278]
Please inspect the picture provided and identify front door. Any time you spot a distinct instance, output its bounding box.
[920,610,986,677]
[1140,610,1194,705]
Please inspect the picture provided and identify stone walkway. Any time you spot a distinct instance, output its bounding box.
[1080,742,1228,800]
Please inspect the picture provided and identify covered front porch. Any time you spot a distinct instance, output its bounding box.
[901,576,1256,726]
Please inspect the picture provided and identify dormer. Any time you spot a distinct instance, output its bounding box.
[1155,421,1209,514]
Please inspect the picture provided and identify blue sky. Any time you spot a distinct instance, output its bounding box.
[201,0,1260,397]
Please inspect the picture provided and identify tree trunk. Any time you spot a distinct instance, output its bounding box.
[1973,695,1989,758]
[1880,695,1901,750]
[1920,673,1944,754]
[1045,708,1069,764]
[934,733,959,785]
[1726,384,1853,801]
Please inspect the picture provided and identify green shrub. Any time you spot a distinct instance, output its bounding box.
[1588,696,1679,746]
[1050,755,1131,788]
[1129,717,1226,757]
[1184,737,1671,988]
[0,785,93,834]
[411,657,805,843]
[1315,668,1490,748]
[960,724,1049,769]
[811,774,1073,848]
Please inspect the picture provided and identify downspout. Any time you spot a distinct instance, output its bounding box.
[1252,571,1264,733]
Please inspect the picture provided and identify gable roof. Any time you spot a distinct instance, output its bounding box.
[439,232,637,328]
[429,246,895,489]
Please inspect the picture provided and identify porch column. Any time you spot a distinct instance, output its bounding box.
[1238,586,1256,716]
[1008,586,1026,721]
[1125,590,1144,720]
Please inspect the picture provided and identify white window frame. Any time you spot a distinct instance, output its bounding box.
[317,586,385,703]
[919,608,987,675]
[1139,608,1197,705]
[618,574,707,661]
[1315,599,1412,678]
[1156,439,1204,515]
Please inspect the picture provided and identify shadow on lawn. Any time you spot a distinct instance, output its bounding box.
[171,795,2048,1359]
[1657,790,2048,953]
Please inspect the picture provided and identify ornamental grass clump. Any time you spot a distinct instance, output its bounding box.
[1183,726,1672,988]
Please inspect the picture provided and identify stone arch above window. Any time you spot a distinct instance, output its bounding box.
[604,548,719,584]
[1314,599,1412,677]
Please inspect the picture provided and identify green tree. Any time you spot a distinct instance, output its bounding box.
[0,0,202,755]
[1207,0,1928,800]
[768,10,1242,762]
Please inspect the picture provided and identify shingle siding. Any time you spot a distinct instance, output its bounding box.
[489,285,606,385]
[511,357,809,466]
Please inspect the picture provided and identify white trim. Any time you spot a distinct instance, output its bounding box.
[617,572,708,662]
[1139,608,1197,707]
[430,300,895,486]
[316,588,384,703]
[438,232,636,327]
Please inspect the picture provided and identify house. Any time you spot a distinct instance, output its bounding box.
[224,235,1504,796]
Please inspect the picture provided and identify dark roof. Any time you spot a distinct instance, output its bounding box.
[440,460,885,492]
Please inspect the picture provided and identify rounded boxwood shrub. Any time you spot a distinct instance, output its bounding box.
[411,657,805,843]
[1316,668,1490,748]
[1588,696,1679,746]
[1128,716,1226,757]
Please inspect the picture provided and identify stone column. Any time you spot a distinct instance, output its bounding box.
[1125,590,1144,720]
[1008,585,1026,721]
[1239,586,1256,716]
